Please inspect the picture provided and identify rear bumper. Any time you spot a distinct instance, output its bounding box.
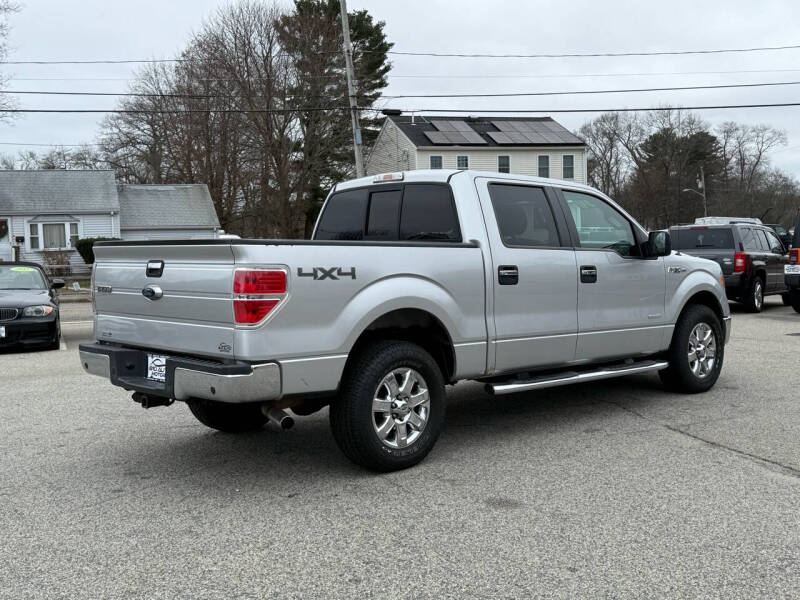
[78,343,281,404]
[786,273,800,289]
[724,273,745,299]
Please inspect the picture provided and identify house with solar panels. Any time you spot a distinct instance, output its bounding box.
[366,114,587,183]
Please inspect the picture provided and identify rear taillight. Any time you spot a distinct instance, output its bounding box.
[234,270,286,294]
[733,251,747,273]
[790,248,799,264]
[233,268,287,325]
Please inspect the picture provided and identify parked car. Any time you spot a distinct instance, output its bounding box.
[694,216,762,225]
[669,222,790,312]
[785,215,800,313]
[79,170,730,471]
[0,262,64,350]
[763,223,792,250]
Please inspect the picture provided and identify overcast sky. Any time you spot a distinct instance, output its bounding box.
[2,0,800,177]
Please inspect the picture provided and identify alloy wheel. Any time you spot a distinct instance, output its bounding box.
[372,368,430,449]
[754,280,763,310]
[687,322,717,379]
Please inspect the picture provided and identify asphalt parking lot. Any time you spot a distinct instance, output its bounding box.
[2,299,799,599]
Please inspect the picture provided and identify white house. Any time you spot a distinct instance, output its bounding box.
[0,170,120,269]
[366,114,587,183]
[0,171,221,271]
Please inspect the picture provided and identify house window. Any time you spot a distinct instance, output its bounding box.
[538,155,550,178]
[430,156,443,169]
[457,155,469,169]
[498,155,510,173]
[27,221,79,250]
[29,223,40,249]
[563,155,575,180]
[69,223,79,247]
[43,224,67,249]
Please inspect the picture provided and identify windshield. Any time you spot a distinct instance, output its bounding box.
[670,227,734,250]
[0,265,47,290]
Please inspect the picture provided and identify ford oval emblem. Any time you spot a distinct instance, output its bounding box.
[142,285,163,300]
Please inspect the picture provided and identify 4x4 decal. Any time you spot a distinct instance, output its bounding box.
[297,267,357,281]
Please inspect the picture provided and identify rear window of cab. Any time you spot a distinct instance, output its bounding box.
[315,184,461,242]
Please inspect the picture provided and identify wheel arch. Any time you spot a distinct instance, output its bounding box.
[676,290,726,329]
[345,308,456,382]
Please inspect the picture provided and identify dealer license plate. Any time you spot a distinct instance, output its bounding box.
[785,264,800,274]
[147,354,167,382]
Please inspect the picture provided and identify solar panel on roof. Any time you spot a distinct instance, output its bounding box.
[423,131,450,144]
[486,132,512,144]
[427,119,488,144]
[462,131,487,144]
[523,132,548,144]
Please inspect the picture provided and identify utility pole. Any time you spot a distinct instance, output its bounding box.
[698,165,708,217]
[339,0,364,178]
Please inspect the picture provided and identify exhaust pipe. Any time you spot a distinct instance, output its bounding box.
[262,406,294,430]
[132,392,174,409]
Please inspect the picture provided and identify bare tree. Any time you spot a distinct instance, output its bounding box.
[0,1,19,121]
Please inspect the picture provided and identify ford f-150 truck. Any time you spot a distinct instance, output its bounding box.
[80,170,731,471]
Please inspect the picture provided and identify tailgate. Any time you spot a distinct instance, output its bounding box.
[678,248,736,275]
[93,242,237,358]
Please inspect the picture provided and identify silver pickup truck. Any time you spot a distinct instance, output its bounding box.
[80,170,731,471]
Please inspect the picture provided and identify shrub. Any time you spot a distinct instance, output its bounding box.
[40,250,72,276]
[75,237,120,265]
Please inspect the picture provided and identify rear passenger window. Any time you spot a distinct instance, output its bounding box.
[400,184,461,242]
[755,229,770,251]
[488,184,560,247]
[764,230,784,253]
[315,189,366,240]
[366,190,401,240]
[740,228,760,251]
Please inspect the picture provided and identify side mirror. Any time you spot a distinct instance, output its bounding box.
[646,231,671,257]
[51,278,65,290]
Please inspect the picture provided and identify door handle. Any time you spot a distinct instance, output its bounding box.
[498,265,518,285]
[580,265,597,283]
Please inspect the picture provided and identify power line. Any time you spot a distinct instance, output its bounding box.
[389,68,800,79]
[4,102,800,114]
[11,68,800,83]
[381,80,800,99]
[389,102,800,113]
[4,79,800,101]
[384,43,800,59]
[4,42,800,65]
[0,106,375,114]
[0,141,98,147]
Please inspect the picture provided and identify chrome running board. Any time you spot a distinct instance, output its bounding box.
[486,360,669,396]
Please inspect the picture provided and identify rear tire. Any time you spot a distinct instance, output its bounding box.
[744,276,764,313]
[659,304,724,394]
[187,399,267,433]
[790,289,800,314]
[329,340,445,472]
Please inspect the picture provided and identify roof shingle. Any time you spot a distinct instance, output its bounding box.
[0,170,119,213]
[118,184,220,230]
